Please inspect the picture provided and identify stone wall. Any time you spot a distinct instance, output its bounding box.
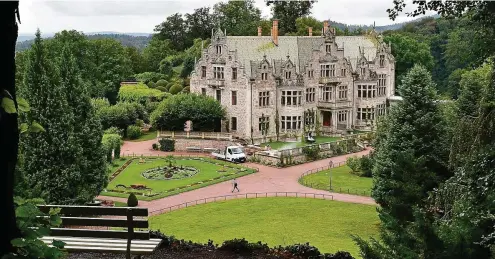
[174,139,234,152]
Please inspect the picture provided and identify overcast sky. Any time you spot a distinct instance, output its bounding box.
[18,0,427,34]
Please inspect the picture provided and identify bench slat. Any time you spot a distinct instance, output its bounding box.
[41,237,161,246]
[53,245,155,254]
[50,228,150,240]
[38,205,148,217]
[42,240,158,249]
[60,217,148,228]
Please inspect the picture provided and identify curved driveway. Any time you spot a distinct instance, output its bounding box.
[99,139,375,214]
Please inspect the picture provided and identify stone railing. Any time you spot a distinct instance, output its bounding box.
[158,131,232,141]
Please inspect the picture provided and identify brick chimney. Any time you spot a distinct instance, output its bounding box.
[308,27,313,36]
[272,19,279,45]
[323,20,329,34]
[258,26,262,36]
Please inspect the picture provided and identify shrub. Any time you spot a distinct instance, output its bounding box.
[147,81,155,88]
[302,146,320,161]
[104,126,123,136]
[159,138,175,152]
[219,238,269,255]
[183,77,190,86]
[359,155,373,177]
[127,125,142,140]
[169,84,183,95]
[135,119,144,127]
[156,86,167,92]
[182,86,190,93]
[347,156,360,173]
[155,79,168,87]
[152,143,159,150]
[282,243,321,258]
[127,193,138,207]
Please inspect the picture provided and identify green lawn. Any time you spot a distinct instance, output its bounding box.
[261,136,341,150]
[300,166,373,196]
[150,198,379,256]
[107,158,130,176]
[126,130,157,142]
[114,201,127,207]
[103,158,256,201]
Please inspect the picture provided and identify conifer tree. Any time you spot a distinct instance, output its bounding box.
[354,65,451,258]
[19,30,81,204]
[59,46,108,202]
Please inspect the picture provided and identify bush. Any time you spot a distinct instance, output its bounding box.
[127,125,142,140]
[156,86,167,92]
[183,77,190,86]
[347,156,360,173]
[135,119,144,127]
[169,84,183,95]
[359,155,373,177]
[127,193,138,207]
[155,79,168,87]
[302,146,320,161]
[182,86,190,93]
[219,238,269,255]
[104,126,123,136]
[159,138,175,152]
[282,243,321,258]
[152,143,159,150]
[147,81,155,88]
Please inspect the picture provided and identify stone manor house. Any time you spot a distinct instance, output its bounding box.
[190,20,398,143]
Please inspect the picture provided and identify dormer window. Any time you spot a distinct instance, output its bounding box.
[285,71,291,79]
[379,55,385,67]
[261,72,268,81]
[326,44,331,53]
[216,45,222,54]
[361,67,366,75]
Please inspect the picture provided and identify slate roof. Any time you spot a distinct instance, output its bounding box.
[226,35,378,78]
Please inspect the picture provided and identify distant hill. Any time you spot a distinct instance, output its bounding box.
[16,32,152,52]
[329,15,440,33]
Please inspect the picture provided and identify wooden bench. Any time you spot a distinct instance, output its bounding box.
[186,147,201,152]
[38,205,161,259]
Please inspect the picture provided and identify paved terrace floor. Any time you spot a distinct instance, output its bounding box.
[98,139,375,214]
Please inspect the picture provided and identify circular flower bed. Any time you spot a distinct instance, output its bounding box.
[142,166,199,180]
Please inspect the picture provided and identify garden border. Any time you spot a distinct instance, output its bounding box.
[150,192,334,215]
[298,162,372,197]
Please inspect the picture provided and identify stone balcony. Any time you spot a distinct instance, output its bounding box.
[317,99,352,110]
[207,79,225,88]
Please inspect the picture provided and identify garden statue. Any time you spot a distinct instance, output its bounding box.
[306,131,316,143]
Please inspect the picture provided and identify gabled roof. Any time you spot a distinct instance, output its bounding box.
[225,35,378,78]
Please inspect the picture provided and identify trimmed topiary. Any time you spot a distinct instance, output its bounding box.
[169,84,183,95]
[127,193,138,207]
[155,79,168,87]
[156,86,167,92]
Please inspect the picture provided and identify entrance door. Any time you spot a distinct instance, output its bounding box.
[323,111,332,127]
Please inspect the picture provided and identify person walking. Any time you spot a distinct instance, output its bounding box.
[232,178,240,193]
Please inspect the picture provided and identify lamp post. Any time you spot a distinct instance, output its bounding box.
[329,160,333,191]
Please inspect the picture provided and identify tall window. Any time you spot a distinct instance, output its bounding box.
[261,72,268,81]
[341,68,346,77]
[231,117,237,131]
[307,70,314,78]
[216,45,222,54]
[216,89,221,102]
[378,74,386,96]
[281,91,302,106]
[338,85,348,100]
[232,68,237,81]
[326,44,331,53]
[201,66,206,78]
[306,88,315,103]
[330,64,336,77]
[376,103,386,117]
[321,64,330,78]
[201,88,206,96]
[357,107,375,121]
[285,71,292,79]
[338,111,348,123]
[259,91,270,107]
[322,86,332,101]
[358,85,376,99]
[258,117,270,132]
[231,91,237,105]
[379,55,385,67]
[281,116,302,130]
[360,67,366,76]
[214,66,224,79]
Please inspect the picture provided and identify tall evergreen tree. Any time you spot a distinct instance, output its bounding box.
[59,46,108,202]
[19,30,80,204]
[355,65,451,258]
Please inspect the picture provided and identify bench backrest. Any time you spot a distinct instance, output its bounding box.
[38,205,150,240]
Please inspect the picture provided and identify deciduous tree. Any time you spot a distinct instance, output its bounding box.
[266,0,316,35]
